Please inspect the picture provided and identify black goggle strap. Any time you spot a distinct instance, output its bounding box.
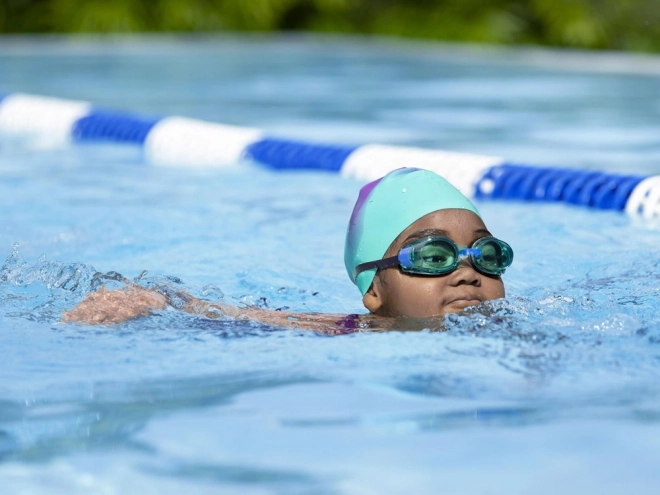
[353,256,399,282]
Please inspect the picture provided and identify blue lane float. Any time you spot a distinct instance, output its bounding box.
[245,138,359,172]
[0,93,658,218]
[474,164,645,210]
[72,109,161,144]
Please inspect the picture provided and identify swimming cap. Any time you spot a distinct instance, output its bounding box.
[344,168,481,295]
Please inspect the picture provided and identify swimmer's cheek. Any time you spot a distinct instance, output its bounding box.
[61,287,168,325]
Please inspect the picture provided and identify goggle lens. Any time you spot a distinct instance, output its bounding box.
[472,237,513,275]
[409,239,457,273]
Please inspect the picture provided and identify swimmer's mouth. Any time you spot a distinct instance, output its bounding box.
[446,296,483,308]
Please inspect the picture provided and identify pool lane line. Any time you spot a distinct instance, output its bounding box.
[0,93,658,219]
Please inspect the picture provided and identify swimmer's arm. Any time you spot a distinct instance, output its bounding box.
[179,293,380,333]
[62,286,379,332]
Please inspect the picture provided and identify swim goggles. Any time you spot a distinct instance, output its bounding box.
[353,236,513,279]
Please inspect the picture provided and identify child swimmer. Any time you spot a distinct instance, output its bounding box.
[62,168,513,331]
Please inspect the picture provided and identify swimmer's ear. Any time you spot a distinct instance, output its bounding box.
[362,275,385,315]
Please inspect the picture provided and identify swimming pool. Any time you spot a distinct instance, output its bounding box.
[1,35,660,494]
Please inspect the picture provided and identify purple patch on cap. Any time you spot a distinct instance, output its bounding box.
[350,177,382,226]
[345,177,383,262]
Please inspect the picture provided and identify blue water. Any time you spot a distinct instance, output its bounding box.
[1,36,660,494]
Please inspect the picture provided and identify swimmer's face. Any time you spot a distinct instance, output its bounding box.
[362,209,505,318]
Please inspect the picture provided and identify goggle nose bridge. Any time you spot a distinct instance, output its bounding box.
[458,247,481,259]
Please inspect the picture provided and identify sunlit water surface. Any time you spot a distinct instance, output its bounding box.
[1,36,660,494]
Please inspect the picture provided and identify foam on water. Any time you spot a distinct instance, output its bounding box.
[1,36,660,494]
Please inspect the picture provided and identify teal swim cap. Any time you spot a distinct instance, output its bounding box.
[344,168,481,295]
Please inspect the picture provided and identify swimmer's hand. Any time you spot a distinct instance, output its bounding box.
[61,286,168,325]
[62,286,241,325]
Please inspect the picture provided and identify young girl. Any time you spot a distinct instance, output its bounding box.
[62,168,513,332]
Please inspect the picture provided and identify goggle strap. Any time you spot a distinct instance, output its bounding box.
[353,255,400,281]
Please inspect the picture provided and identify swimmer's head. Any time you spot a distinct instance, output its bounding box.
[344,168,506,317]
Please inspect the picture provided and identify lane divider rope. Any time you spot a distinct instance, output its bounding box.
[0,93,657,218]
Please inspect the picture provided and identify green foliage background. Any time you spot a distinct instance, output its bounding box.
[2,0,660,52]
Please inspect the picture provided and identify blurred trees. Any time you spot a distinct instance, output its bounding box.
[1,0,660,52]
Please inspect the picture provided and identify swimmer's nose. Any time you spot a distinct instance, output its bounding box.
[450,260,481,287]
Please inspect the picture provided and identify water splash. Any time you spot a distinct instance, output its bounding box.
[0,246,126,323]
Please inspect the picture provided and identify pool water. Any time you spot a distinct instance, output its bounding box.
[1,36,660,494]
